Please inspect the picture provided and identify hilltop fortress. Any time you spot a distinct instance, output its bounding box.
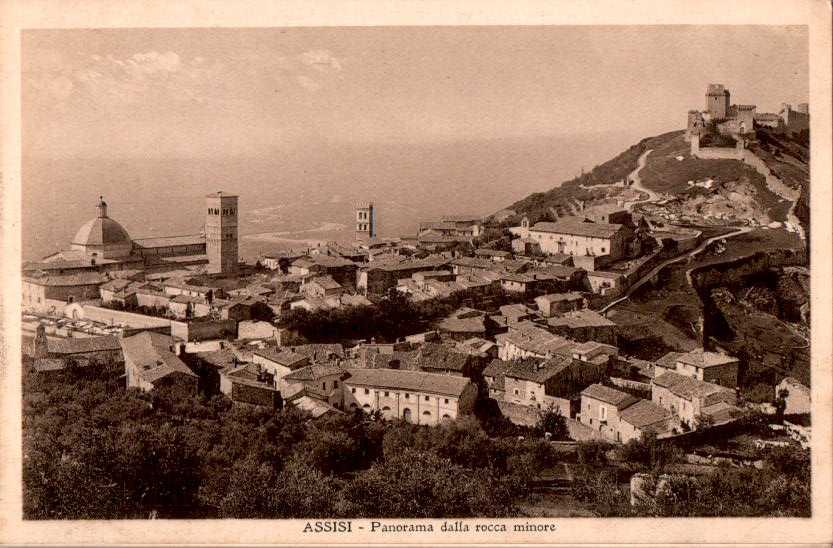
[685,83,809,143]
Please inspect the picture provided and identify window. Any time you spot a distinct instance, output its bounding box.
[351,387,356,394]
[384,391,389,397]
[334,381,339,389]
[424,395,430,401]
[321,382,326,390]
[405,393,409,399]
[364,388,369,395]
[514,389,519,395]
[444,398,449,404]
[601,247,606,253]
[600,405,607,420]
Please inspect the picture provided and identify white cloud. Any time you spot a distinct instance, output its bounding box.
[295,75,321,92]
[301,49,343,72]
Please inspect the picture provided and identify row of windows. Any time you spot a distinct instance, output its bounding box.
[321,380,339,391]
[357,211,369,220]
[207,208,236,216]
[357,223,370,231]
[350,387,450,404]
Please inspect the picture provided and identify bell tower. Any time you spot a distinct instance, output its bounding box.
[205,191,239,276]
[356,201,374,240]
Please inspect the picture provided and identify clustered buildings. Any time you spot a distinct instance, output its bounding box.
[23,160,808,443]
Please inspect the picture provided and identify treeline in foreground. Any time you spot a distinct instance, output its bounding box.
[23,363,809,519]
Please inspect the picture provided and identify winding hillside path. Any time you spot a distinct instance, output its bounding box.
[600,225,753,314]
[622,149,659,210]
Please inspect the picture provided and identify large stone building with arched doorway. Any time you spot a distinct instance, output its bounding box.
[342,368,477,426]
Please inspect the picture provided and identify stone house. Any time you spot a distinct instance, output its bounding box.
[282,363,349,408]
[673,348,739,388]
[503,354,603,418]
[535,292,585,317]
[546,309,616,345]
[120,331,199,393]
[651,371,737,429]
[579,383,639,442]
[220,362,283,410]
[252,347,310,379]
[342,368,477,426]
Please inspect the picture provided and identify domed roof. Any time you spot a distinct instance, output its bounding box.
[71,197,132,248]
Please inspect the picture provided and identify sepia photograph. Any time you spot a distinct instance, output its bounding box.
[1,1,831,546]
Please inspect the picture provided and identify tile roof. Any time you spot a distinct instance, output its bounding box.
[289,343,344,362]
[535,265,581,279]
[405,342,471,372]
[344,367,472,397]
[451,257,496,270]
[505,354,573,384]
[120,331,197,383]
[618,399,672,429]
[495,324,575,357]
[700,401,740,425]
[676,348,739,368]
[531,219,624,239]
[23,272,109,286]
[474,248,510,258]
[547,309,616,329]
[581,383,639,409]
[46,335,122,355]
[438,315,487,334]
[310,276,342,290]
[283,363,346,382]
[655,352,685,370]
[254,347,309,368]
[312,255,356,268]
[536,292,585,303]
[483,358,513,378]
[132,234,205,248]
[499,304,536,319]
[586,270,624,280]
[652,371,735,400]
[292,395,342,418]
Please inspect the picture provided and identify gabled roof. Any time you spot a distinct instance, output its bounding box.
[120,331,197,384]
[530,219,624,239]
[254,347,309,368]
[505,354,573,384]
[618,399,672,429]
[284,363,346,382]
[581,383,639,409]
[652,371,735,401]
[23,272,109,286]
[46,335,122,355]
[655,351,685,370]
[676,348,739,368]
[132,234,205,248]
[536,292,585,303]
[483,358,513,378]
[404,342,471,372]
[547,309,615,330]
[344,368,472,398]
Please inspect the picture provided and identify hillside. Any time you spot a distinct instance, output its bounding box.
[494,130,684,226]
[496,127,809,251]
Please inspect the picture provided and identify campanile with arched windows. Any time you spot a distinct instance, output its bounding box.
[205,191,238,276]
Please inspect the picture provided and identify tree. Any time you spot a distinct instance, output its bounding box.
[535,403,568,440]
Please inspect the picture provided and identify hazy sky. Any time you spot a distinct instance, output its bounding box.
[22,26,808,158]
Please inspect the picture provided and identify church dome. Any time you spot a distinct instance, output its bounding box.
[71,197,133,258]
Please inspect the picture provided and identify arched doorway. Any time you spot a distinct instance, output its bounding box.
[402,408,412,423]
